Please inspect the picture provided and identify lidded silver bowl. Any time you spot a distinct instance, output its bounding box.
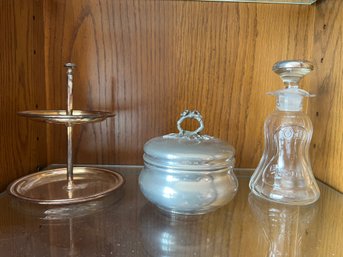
[139,110,238,215]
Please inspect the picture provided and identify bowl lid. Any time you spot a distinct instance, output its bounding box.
[143,110,235,171]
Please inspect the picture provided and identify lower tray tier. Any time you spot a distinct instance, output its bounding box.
[8,167,124,204]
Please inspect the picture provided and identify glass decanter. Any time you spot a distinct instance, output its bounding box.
[249,60,320,205]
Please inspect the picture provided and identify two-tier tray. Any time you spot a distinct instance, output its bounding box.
[8,63,124,204]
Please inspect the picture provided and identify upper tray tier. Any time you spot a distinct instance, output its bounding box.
[18,110,115,125]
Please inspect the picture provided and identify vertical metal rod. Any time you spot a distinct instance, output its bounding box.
[67,125,73,190]
[65,63,76,115]
[64,63,76,190]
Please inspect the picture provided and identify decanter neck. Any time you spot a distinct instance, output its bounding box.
[284,82,299,89]
[276,93,303,111]
[269,88,313,112]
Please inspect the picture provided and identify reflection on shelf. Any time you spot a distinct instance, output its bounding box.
[139,203,235,257]
[249,193,318,257]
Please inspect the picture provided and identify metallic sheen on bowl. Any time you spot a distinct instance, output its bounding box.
[139,110,238,215]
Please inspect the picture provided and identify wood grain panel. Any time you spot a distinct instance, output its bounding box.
[309,0,343,192]
[44,0,315,168]
[0,0,47,191]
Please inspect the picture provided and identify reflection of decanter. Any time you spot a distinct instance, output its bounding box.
[248,194,318,257]
[250,60,320,205]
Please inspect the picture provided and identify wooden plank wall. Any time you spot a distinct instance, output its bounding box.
[309,0,343,192]
[1,0,342,192]
[43,0,315,169]
[0,0,47,191]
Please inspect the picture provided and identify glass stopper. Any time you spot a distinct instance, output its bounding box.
[272,60,313,88]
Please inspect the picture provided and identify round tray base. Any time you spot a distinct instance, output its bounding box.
[8,167,124,205]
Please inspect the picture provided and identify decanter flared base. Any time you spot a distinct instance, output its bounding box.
[249,181,320,206]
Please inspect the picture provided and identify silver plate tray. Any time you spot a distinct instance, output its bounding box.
[8,167,125,205]
[18,110,115,125]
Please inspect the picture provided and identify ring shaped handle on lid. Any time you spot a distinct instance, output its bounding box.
[177,110,204,136]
